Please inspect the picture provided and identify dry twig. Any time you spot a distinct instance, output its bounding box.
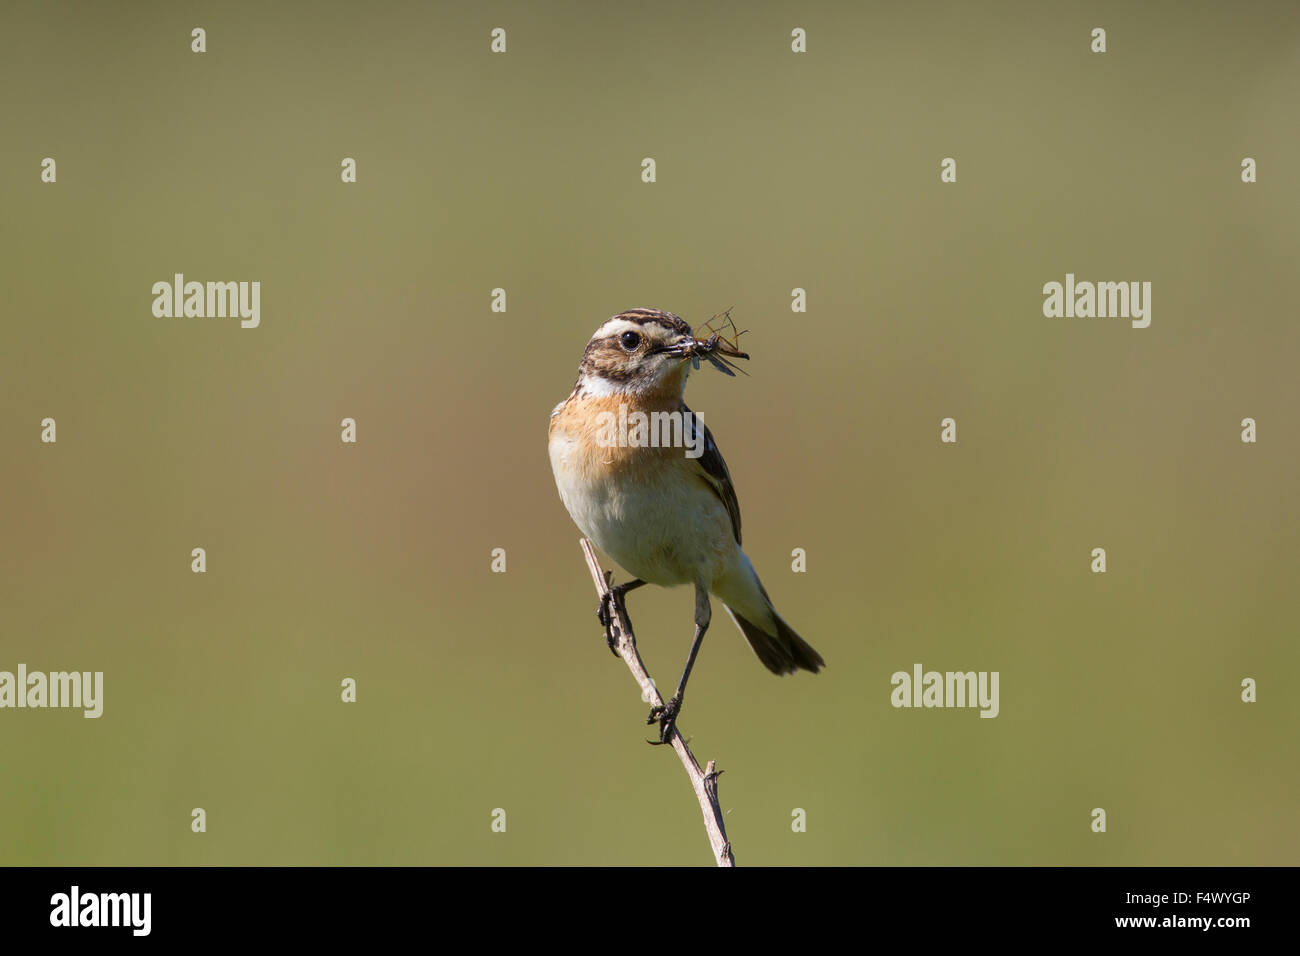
[579,538,735,867]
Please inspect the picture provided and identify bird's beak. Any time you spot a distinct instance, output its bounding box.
[648,336,699,361]
[648,334,749,376]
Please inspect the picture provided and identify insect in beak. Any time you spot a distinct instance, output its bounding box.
[646,310,751,375]
[688,309,750,376]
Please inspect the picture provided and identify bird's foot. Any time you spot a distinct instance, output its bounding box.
[645,694,681,745]
[596,589,620,655]
[598,580,642,656]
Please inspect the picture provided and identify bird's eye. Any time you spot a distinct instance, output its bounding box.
[619,331,641,351]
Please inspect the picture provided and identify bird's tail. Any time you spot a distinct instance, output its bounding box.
[716,553,824,676]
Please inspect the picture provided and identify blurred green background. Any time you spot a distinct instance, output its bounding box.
[2,0,1297,865]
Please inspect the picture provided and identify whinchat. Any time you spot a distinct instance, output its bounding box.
[548,308,824,742]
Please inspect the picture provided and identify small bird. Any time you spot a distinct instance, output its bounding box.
[548,308,824,742]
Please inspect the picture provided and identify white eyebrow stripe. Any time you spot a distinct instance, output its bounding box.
[592,317,655,341]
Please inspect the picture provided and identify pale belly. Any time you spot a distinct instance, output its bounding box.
[549,432,735,588]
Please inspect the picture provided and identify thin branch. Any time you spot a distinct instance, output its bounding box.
[580,538,735,867]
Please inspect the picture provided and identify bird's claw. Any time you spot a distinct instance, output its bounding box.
[645,694,681,745]
[596,591,620,655]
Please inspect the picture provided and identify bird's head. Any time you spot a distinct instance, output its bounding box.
[575,309,748,398]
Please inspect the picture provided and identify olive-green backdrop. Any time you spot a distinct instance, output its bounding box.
[2,0,1296,865]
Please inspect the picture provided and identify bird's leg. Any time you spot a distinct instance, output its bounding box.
[648,584,711,744]
[597,578,646,655]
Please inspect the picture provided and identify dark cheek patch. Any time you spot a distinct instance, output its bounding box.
[580,340,641,381]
